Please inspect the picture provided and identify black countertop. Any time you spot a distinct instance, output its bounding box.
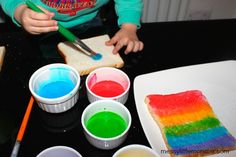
[0,19,236,157]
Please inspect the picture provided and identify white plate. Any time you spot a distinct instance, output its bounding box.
[133,60,236,157]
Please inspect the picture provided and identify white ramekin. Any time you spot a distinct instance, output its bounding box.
[29,63,80,113]
[81,99,132,150]
[85,67,130,104]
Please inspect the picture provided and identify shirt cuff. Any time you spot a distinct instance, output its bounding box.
[117,10,142,29]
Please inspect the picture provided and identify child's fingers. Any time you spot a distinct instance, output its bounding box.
[132,41,142,52]
[112,41,124,54]
[38,6,55,18]
[139,41,144,51]
[29,25,58,34]
[124,41,134,54]
[105,35,119,46]
[28,11,51,21]
[24,16,58,34]
[28,6,54,21]
[125,41,144,54]
[30,18,57,27]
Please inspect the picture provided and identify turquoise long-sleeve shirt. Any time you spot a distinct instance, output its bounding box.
[0,0,143,28]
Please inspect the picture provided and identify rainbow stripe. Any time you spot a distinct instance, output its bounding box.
[147,90,236,156]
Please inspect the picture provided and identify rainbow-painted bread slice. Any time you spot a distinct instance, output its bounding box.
[145,90,236,157]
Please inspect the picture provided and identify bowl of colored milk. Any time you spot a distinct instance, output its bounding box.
[81,99,132,150]
[85,67,130,104]
[113,144,159,157]
[29,63,80,113]
[37,146,82,157]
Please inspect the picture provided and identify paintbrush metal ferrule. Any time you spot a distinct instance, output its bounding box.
[75,38,96,55]
[73,40,102,60]
[10,141,21,157]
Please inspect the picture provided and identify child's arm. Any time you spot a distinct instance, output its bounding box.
[14,4,58,34]
[105,23,144,54]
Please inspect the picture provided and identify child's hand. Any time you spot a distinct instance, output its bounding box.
[14,5,58,34]
[105,23,144,54]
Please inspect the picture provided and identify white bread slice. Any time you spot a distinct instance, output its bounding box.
[57,34,124,76]
[0,46,6,71]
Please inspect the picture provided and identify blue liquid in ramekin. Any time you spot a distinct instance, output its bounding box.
[38,80,75,98]
[37,67,76,99]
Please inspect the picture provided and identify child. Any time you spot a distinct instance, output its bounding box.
[0,0,144,54]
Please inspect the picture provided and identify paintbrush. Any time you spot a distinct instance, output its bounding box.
[26,0,102,60]
[10,96,34,157]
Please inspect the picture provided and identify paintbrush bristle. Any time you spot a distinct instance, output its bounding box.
[92,53,102,60]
